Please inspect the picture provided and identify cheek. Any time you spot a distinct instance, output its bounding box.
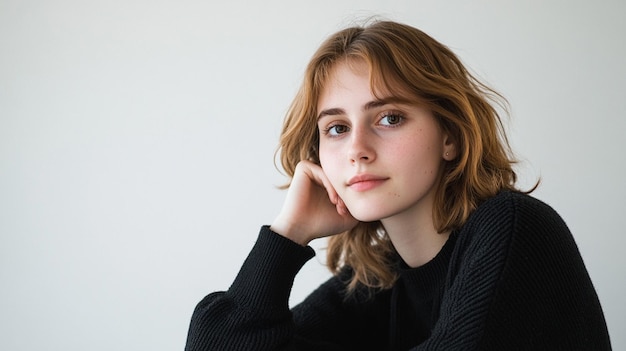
[319,145,346,190]
[318,139,343,167]
[392,138,443,172]
[318,143,331,169]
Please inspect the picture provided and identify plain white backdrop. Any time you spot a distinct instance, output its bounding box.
[1,0,624,349]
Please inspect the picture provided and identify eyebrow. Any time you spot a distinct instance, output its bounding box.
[317,99,392,120]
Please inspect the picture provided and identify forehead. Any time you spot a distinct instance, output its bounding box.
[321,60,369,93]
[317,59,409,110]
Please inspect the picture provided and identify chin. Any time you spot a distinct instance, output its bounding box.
[347,206,389,223]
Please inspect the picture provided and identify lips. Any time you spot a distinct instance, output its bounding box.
[347,174,389,191]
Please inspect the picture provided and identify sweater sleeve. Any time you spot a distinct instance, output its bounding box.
[184,226,393,351]
[413,192,611,351]
[184,226,318,351]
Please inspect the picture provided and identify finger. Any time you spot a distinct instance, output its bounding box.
[302,161,339,205]
[320,175,339,205]
[337,197,351,217]
[336,199,346,216]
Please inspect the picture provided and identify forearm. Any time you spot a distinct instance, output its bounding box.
[185,226,315,351]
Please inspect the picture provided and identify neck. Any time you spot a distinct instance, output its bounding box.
[381,204,450,268]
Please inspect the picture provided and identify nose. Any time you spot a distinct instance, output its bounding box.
[348,127,375,164]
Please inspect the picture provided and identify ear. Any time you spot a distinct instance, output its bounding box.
[442,133,457,161]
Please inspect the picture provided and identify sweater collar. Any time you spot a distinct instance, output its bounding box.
[395,230,457,294]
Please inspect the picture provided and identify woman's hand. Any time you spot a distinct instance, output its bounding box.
[271,160,358,246]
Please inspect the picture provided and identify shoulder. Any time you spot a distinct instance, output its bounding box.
[473,190,563,221]
[454,190,586,284]
[465,190,569,237]
[451,191,574,274]
[463,194,611,349]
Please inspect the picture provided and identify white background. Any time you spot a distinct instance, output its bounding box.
[1,0,624,349]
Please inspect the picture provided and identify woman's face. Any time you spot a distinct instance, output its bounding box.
[317,60,456,224]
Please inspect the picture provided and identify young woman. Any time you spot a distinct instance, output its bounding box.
[185,20,611,350]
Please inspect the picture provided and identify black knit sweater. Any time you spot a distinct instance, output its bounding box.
[185,191,611,350]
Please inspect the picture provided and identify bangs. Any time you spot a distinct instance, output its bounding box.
[369,62,433,110]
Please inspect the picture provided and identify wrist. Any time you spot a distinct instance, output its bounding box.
[269,220,311,246]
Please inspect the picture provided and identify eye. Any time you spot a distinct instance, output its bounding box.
[323,124,350,137]
[379,113,404,127]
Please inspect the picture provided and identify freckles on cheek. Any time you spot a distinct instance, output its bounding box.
[392,141,421,161]
[398,143,438,174]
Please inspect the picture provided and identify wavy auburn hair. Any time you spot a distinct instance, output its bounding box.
[277,20,522,292]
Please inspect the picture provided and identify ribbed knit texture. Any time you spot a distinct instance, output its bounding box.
[185,227,315,351]
[185,192,612,350]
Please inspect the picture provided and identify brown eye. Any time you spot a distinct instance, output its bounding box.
[327,124,349,136]
[380,114,403,126]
